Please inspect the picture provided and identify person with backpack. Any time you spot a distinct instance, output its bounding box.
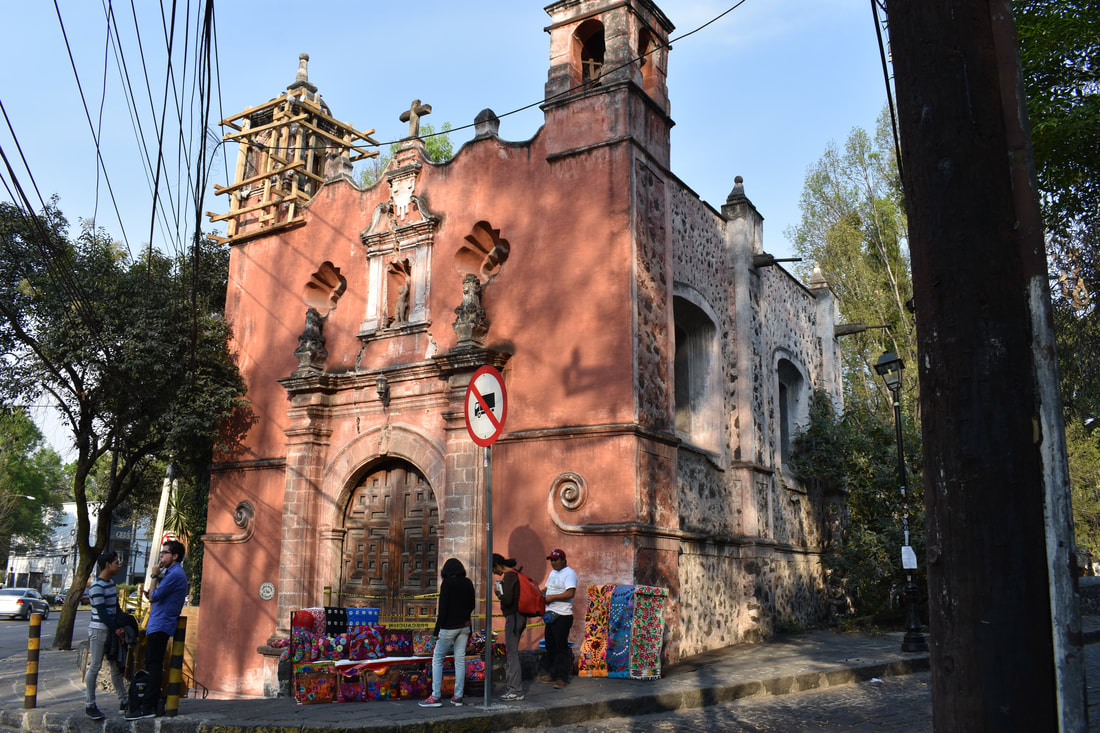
[84,551,129,720]
[419,558,475,708]
[540,548,577,689]
[492,553,529,701]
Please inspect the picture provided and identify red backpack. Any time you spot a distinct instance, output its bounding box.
[509,570,547,618]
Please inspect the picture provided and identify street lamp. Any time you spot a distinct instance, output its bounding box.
[874,352,929,653]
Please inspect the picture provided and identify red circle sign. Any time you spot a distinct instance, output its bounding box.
[464,366,507,447]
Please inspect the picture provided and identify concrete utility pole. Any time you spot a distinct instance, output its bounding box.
[884,1,1085,730]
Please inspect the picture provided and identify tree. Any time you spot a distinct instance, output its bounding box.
[358,122,455,187]
[1016,0,1100,424]
[0,407,65,575]
[793,391,925,619]
[0,199,246,649]
[786,109,916,416]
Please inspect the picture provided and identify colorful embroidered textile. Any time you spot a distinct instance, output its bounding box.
[628,585,668,679]
[346,607,380,625]
[324,606,348,635]
[606,585,636,678]
[578,584,614,677]
[580,584,668,680]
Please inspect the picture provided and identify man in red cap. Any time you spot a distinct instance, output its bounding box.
[539,549,577,688]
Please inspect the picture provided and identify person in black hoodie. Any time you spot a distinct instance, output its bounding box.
[419,558,476,707]
[492,553,527,701]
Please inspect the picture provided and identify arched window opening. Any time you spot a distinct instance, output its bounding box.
[674,294,720,450]
[638,28,658,95]
[575,20,605,88]
[776,359,807,469]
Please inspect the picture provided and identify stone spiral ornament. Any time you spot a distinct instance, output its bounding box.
[552,472,587,511]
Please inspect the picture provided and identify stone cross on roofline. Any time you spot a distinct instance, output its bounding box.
[400,99,432,138]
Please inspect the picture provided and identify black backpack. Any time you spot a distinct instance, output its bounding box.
[128,669,151,715]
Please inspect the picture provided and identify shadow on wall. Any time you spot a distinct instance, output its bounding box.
[503,524,548,581]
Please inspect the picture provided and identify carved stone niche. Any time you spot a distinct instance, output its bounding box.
[358,159,440,338]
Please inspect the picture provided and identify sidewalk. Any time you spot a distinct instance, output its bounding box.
[0,628,935,733]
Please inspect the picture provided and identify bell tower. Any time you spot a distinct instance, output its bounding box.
[542,0,674,165]
[209,54,380,245]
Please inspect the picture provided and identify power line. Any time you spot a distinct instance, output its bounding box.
[51,0,133,254]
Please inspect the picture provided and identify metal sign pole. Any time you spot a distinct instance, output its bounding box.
[483,444,493,709]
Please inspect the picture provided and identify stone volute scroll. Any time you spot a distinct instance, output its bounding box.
[294,307,328,373]
[201,501,257,544]
[452,273,489,344]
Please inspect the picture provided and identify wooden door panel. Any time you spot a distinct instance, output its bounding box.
[340,461,437,620]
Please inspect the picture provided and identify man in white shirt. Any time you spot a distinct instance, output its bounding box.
[539,548,577,688]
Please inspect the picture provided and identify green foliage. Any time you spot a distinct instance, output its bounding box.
[358,122,455,187]
[0,407,65,570]
[1067,419,1100,566]
[792,391,925,618]
[1016,0,1100,425]
[0,198,246,648]
[1015,0,1100,234]
[786,109,917,417]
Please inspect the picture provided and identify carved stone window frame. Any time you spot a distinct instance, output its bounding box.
[358,161,440,339]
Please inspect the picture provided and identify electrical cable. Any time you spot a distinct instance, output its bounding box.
[51,0,133,254]
[871,0,904,185]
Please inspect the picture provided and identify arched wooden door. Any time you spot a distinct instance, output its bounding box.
[340,460,438,622]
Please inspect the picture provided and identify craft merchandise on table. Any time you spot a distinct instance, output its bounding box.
[275,606,495,704]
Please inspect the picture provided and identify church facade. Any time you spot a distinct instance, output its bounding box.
[195,0,844,698]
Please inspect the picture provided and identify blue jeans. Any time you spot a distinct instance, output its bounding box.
[85,628,127,708]
[431,626,470,699]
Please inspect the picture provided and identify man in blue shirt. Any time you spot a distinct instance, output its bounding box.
[127,540,188,719]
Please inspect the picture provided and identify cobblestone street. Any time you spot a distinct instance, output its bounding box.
[514,673,933,733]
[516,639,1100,732]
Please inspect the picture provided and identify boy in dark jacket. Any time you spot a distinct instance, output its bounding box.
[420,558,475,707]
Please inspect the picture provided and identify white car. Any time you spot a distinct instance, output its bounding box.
[0,588,50,620]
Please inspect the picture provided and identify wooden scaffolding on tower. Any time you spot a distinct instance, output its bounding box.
[207,55,379,245]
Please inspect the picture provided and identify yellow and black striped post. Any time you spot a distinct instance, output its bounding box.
[164,616,187,717]
[24,612,42,709]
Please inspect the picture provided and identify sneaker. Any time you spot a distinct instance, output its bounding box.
[499,691,525,701]
[85,705,105,721]
[418,695,443,707]
[450,696,463,706]
[554,679,568,689]
[125,710,155,721]
[537,672,553,683]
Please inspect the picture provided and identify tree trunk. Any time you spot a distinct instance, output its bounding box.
[886,1,1085,730]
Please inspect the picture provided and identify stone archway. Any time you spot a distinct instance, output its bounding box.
[339,458,438,622]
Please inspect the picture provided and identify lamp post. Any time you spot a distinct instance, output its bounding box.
[874,352,929,653]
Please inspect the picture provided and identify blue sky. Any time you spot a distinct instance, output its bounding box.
[1,1,888,457]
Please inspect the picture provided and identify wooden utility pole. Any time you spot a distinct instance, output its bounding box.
[884,1,1085,730]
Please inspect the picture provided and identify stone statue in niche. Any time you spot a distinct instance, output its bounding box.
[393,280,410,324]
[294,307,328,371]
[452,273,489,344]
